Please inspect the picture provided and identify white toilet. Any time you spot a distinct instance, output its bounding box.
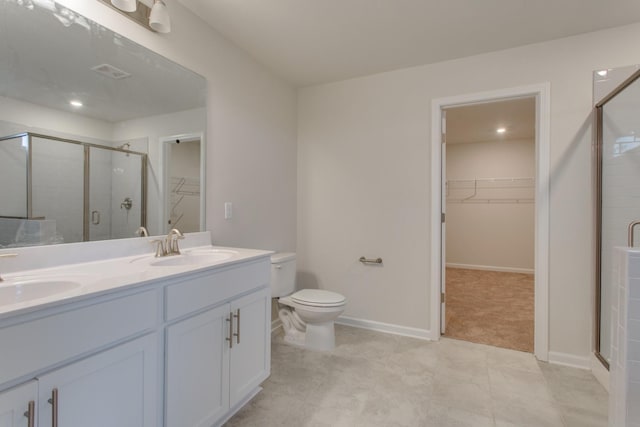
[271,253,346,351]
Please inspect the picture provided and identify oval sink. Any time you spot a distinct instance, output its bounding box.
[0,279,82,305]
[150,251,235,267]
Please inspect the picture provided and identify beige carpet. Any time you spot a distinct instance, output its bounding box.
[444,268,534,353]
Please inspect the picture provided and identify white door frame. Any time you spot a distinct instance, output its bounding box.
[429,83,551,361]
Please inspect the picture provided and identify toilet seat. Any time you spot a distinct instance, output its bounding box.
[290,289,346,308]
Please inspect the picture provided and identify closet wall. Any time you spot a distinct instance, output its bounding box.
[446,138,535,273]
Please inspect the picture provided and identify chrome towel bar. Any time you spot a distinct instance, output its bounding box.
[359,257,382,264]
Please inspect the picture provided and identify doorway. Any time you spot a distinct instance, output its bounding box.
[162,133,206,234]
[443,98,536,352]
[430,84,551,361]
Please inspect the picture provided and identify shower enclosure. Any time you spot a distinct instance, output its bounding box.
[0,132,147,247]
[595,69,640,369]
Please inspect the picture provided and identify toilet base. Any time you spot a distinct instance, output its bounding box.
[305,321,336,351]
[278,306,337,351]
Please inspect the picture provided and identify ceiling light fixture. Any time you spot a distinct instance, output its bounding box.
[149,0,171,33]
[70,100,83,107]
[496,127,506,134]
[100,0,171,34]
[111,0,136,12]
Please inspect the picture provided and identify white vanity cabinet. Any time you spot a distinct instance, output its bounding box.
[0,381,37,427]
[0,249,271,427]
[37,333,158,427]
[228,288,271,408]
[0,289,160,427]
[165,260,271,427]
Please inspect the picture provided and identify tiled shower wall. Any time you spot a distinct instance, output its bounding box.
[610,247,640,427]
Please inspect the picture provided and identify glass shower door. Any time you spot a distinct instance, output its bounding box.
[31,136,84,244]
[597,72,640,366]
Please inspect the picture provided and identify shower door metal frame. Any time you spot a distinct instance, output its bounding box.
[0,131,148,242]
[593,68,640,370]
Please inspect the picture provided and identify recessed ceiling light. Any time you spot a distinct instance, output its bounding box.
[496,127,506,134]
[70,100,83,107]
[597,70,608,77]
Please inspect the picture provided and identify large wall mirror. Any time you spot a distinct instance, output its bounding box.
[0,0,206,248]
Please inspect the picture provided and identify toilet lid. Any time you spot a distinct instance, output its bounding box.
[291,289,346,307]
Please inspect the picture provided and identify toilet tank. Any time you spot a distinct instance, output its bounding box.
[270,252,296,298]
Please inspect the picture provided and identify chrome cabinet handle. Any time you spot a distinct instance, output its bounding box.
[226,313,233,348]
[23,400,35,427]
[233,309,240,344]
[47,388,58,427]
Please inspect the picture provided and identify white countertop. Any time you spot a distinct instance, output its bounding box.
[0,232,272,320]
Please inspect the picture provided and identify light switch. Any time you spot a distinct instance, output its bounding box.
[224,202,232,219]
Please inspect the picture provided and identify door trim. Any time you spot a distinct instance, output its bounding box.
[429,83,551,361]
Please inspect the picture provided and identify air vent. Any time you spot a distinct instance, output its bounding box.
[91,63,132,80]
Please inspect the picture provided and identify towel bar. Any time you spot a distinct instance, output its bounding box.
[359,257,382,264]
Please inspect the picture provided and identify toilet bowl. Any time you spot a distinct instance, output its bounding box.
[278,289,346,351]
[271,253,346,351]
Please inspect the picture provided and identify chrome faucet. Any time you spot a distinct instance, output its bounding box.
[149,229,184,257]
[0,253,18,282]
[135,226,149,237]
[165,228,184,255]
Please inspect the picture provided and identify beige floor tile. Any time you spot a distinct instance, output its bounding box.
[225,326,607,427]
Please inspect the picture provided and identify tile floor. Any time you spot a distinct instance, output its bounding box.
[225,325,608,427]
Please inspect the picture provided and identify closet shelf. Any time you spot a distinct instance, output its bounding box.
[446,177,534,204]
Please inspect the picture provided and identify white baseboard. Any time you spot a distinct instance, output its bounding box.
[548,351,591,370]
[336,316,432,340]
[590,353,610,392]
[446,263,534,275]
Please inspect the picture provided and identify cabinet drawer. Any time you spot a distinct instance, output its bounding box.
[165,259,270,321]
[0,290,159,387]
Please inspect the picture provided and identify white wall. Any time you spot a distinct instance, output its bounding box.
[446,139,535,272]
[56,0,298,252]
[298,22,640,361]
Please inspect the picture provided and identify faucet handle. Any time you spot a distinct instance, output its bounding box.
[149,239,166,257]
[135,226,149,237]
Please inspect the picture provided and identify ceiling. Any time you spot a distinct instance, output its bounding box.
[445,97,535,144]
[0,1,206,123]
[177,0,640,87]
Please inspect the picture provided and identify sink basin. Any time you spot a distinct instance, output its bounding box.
[150,250,237,267]
[129,248,238,267]
[0,279,82,305]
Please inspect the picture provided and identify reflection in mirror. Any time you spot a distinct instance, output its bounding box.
[0,0,207,248]
[164,135,203,234]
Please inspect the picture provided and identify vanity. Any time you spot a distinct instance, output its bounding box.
[0,232,271,427]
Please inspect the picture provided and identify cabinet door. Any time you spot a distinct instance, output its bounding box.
[38,333,158,427]
[229,288,270,407]
[0,381,37,427]
[165,304,230,427]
